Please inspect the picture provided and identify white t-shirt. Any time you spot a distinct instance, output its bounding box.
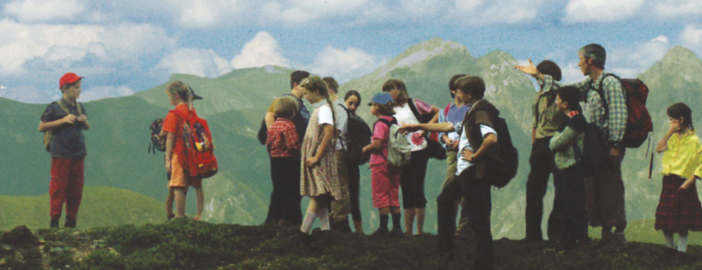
[393,102,427,152]
[314,101,348,150]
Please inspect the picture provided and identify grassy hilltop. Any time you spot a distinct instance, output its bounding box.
[0,219,701,270]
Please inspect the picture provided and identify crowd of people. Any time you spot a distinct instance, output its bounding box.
[38,43,702,270]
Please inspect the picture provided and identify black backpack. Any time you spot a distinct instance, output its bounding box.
[572,121,608,177]
[471,108,518,188]
[340,105,372,165]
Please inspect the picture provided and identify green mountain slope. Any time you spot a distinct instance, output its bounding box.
[0,186,163,231]
[2,40,702,240]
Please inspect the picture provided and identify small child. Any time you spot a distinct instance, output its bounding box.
[162,81,204,220]
[265,96,302,227]
[162,87,204,221]
[654,102,702,261]
[362,93,403,237]
[39,72,91,228]
[548,86,590,250]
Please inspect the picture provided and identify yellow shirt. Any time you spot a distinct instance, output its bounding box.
[661,130,702,179]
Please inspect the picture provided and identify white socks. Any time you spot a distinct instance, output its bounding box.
[664,231,675,249]
[318,207,330,231]
[678,231,689,253]
[300,211,318,233]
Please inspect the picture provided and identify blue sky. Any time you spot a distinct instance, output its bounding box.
[0,0,701,103]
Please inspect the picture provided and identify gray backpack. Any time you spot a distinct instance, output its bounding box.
[377,117,411,166]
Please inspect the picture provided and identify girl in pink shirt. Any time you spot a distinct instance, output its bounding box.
[363,93,403,238]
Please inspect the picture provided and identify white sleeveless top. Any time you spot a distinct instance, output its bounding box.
[394,102,427,152]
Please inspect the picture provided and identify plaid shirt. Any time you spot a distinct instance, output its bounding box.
[266,118,301,157]
[548,71,627,143]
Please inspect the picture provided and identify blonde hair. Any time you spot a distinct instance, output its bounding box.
[274,96,299,119]
[300,76,337,138]
[165,80,192,107]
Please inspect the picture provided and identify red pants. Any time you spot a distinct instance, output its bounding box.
[50,158,84,221]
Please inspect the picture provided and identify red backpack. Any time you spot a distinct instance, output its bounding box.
[171,109,218,178]
[596,74,653,148]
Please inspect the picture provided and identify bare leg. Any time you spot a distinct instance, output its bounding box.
[173,188,186,217]
[166,188,175,218]
[404,208,416,236]
[195,187,204,220]
[416,207,425,235]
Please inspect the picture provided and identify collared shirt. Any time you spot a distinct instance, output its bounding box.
[561,70,627,143]
[266,118,301,157]
[454,100,497,176]
[41,99,88,159]
[438,102,471,150]
[661,130,702,179]
[532,76,564,139]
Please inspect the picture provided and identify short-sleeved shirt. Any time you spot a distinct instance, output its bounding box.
[41,99,88,159]
[162,104,190,157]
[370,116,394,166]
[266,118,301,157]
[393,99,432,151]
[438,102,471,150]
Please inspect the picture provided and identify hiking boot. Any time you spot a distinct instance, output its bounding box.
[371,227,390,239]
[590,236,612,250]
[310,230,332,249]
[331,220,352,233]
[601,233,627,252]
[390,227,404,238]
[50,219,59,229]
[658,248,678,263]
[64,217,76,228]
[167,214,175,222]
[290,231,310,246]
[674,251,686,264]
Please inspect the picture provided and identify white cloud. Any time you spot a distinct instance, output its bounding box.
[654,0,702,18]
[560,62,588,84]
[79,85,135,102]
[0,19,174,75]
[3,0,85,23]
[231,32,290,69]
[681,24,702,53]
[451,0,541,25]
[307,46,387,83]
[563,0,644,23]
[156,48,233,78]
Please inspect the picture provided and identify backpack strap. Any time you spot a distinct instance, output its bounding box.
[444,103,451,119]
[374,117,398,162]
[406,98,423,123]
[338,103,351,152]
[594,73,621,120]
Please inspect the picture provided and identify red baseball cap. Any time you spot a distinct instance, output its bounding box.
[59,72,83,88]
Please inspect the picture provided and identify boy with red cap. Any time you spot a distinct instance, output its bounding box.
[39,72,91,228]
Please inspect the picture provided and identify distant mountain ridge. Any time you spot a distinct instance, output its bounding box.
[1,39,702,240]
